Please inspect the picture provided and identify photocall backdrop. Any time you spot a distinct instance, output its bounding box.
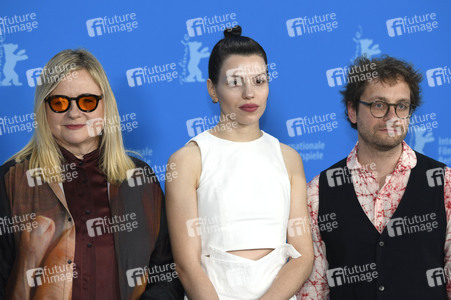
[0,0,450,191]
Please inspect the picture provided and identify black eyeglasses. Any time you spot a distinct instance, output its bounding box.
[45,94,103,113]
[358,100,413,119]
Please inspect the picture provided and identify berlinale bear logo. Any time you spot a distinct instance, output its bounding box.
[1,43,28,86]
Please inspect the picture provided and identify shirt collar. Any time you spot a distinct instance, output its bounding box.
[59,145,100,165]
[347,141,417,174]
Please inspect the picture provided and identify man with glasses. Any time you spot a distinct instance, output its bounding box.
[299,56,451,299]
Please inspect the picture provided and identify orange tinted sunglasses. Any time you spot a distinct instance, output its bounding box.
[45,94,103,113]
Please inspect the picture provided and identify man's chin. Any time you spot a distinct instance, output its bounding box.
[359,131,405,152]
[373,137,405,152]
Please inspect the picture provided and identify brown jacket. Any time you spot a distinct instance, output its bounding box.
[0,156,183,300]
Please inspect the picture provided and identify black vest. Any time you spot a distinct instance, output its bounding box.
[318,152,447,299]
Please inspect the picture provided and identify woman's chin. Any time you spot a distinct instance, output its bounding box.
[57,134,97,149]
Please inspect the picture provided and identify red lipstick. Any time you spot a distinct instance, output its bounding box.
[239,104,259,112]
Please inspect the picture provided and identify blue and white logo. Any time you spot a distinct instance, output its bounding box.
[86,18,104,37]
[126,68,145,87]
[326,68,346,87]
[26,67,43,87]
[1,43,28,86]
[386,13,438,37]
[426,67,450,87]
[180,35,210,83]
[386,18,404,37]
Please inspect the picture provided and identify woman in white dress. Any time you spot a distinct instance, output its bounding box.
[166,26,314,300]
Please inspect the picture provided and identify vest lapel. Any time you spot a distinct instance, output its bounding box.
[48,182,70,213]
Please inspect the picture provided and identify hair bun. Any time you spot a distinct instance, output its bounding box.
[224,25,242,38]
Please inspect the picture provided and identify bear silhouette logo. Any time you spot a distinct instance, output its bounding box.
[1,43,28,86]
[351,26,381,62]
[180,35,210,83]
[408,127,435,154]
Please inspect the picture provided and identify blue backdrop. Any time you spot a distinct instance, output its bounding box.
[1,0,450,191]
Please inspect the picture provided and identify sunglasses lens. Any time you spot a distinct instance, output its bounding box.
[49,96,69,112]
[79,96,98,111]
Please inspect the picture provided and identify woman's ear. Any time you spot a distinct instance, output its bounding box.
[207,79,218,103]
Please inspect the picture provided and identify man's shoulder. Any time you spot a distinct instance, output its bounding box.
[414,151,447,168]
[310,157,349,190]
[321,157,349,174]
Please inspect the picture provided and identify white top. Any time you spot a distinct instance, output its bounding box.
[188,130,291,255]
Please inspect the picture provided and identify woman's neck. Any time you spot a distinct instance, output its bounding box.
[210,121,262,142]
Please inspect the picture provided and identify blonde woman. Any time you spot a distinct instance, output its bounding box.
[0,49,183,300]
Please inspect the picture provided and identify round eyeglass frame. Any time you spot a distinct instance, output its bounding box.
[358,100,414,119]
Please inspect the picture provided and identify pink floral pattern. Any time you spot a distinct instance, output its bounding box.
[298,141,451,299]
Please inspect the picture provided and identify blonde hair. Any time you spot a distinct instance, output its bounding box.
[11,49,135,183]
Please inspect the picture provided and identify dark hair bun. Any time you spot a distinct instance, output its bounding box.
[224,25,242,38]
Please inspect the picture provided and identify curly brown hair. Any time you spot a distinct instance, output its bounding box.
[341,55,423,129]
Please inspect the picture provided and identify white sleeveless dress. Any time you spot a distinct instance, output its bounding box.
[186,130,301,300]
